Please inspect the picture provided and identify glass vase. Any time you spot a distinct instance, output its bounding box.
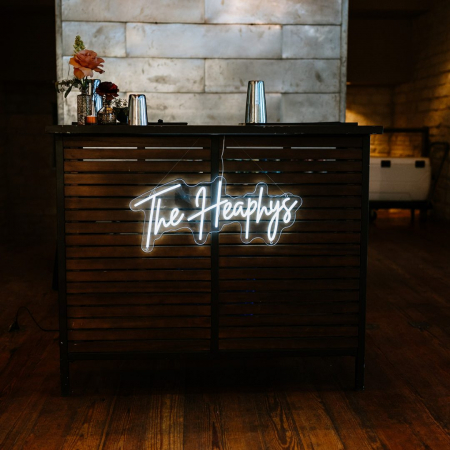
[77,88,92,125]
[98,99,117,125]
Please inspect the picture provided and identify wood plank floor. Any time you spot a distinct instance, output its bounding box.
[1,212,450,449]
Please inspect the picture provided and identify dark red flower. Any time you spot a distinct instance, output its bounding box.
[96,82,119,101]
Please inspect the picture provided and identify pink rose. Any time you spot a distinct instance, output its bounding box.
[69,49,105,80]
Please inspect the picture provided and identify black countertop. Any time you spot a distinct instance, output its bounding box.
[46,122,383,136]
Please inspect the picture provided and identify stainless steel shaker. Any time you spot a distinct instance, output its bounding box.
[89,79,103,116]
[128,94,148,126]
[245,80,267,124]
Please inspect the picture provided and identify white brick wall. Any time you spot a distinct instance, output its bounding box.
[56,0,348,125]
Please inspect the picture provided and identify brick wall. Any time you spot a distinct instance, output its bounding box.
[56,0,349,125]
[393,0,450,221]
[346,86,393,156]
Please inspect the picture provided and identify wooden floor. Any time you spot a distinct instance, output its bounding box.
[1,212,450,449]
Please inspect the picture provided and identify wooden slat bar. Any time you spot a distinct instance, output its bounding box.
[219,160,362,172]
[66,246,212,258]
[65,173,211,184]
[219,279,360,291]
[224,136,363,147]
[68,305,211,318]
[64,160,211,173]
[67,269,212,282]
[67,280,211,293]
[64,148,211,159]
[69,317,211,329]
[218,290,359,303]
[223,147,363,159]
[219,256,360,268]
[68,328,210,340]
[219,267,360,279]
[219,244,360,257]
[220,314,359,327]
[67,293,211,305]
[219,337,358,350]
[65,209,361,222]
[67,258,211,270]
[219,326,358,338]
[69,340,210,353]
[219,302,359,315]
[63,136,212,148]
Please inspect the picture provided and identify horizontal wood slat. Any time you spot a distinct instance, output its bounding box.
[63,136,211,148]
[220,314,359,327]
[69,340,210,353]
[64,148,211,159]
[69,317,210,329]
[223,148,362,160]
[67,293,211,305]
[69,328,210,341]
[219,337,358,350]
[67,281,211,294]
[218,290,359,303]
[219,326,358,338]
[68,305,210,318]
[219,302,359,315]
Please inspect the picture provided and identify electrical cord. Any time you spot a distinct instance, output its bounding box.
[8,306,58,333]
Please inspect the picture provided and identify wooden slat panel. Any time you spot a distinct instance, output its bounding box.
[64,160,210,173]
[220,314,358,327]
[66,246,211,258]
[219,337,358,350]
[219,326,358,338]
[219,279,359,291]
[67,269,211,282]
[219,160,362,172]
[226,184,362,196]
[219,256,360,268]
[220,233,361,245]
[67,281,211,293]
[67,258,211,270]
[219,267,359,279]
[65,173,211,185]
[223,148,362,159]
[224,136,363,147]
[63,136,211,148]
[65,209,361,222]
[67,293,211,305]
[222,173,362,184]
[219,302,359,315]
[69,317,210,329]
[219,244,360,257]
[69,328,210,340]
[69,340,210,353]
[68,305,210,317]
[64,148,211,159]
[218,290,359,303]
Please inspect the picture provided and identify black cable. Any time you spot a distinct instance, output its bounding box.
[9,306,58,333]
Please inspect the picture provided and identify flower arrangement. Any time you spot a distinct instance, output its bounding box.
[55,36,105,97]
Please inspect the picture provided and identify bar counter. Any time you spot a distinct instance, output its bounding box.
[48,123,382,394]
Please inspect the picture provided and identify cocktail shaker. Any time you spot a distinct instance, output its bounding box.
[245,80,267,124]
[89,79,103,116]
[128,94,148,126]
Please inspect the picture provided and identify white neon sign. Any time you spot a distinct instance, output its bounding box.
[130,177,302,253]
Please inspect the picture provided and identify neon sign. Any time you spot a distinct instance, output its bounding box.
[130,177,302,253]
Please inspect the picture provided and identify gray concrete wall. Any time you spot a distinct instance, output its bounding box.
[56,0,348,125]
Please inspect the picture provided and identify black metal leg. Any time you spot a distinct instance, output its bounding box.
[410,208,415,222]
[355,355,365,390]
[60,357,70,396]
